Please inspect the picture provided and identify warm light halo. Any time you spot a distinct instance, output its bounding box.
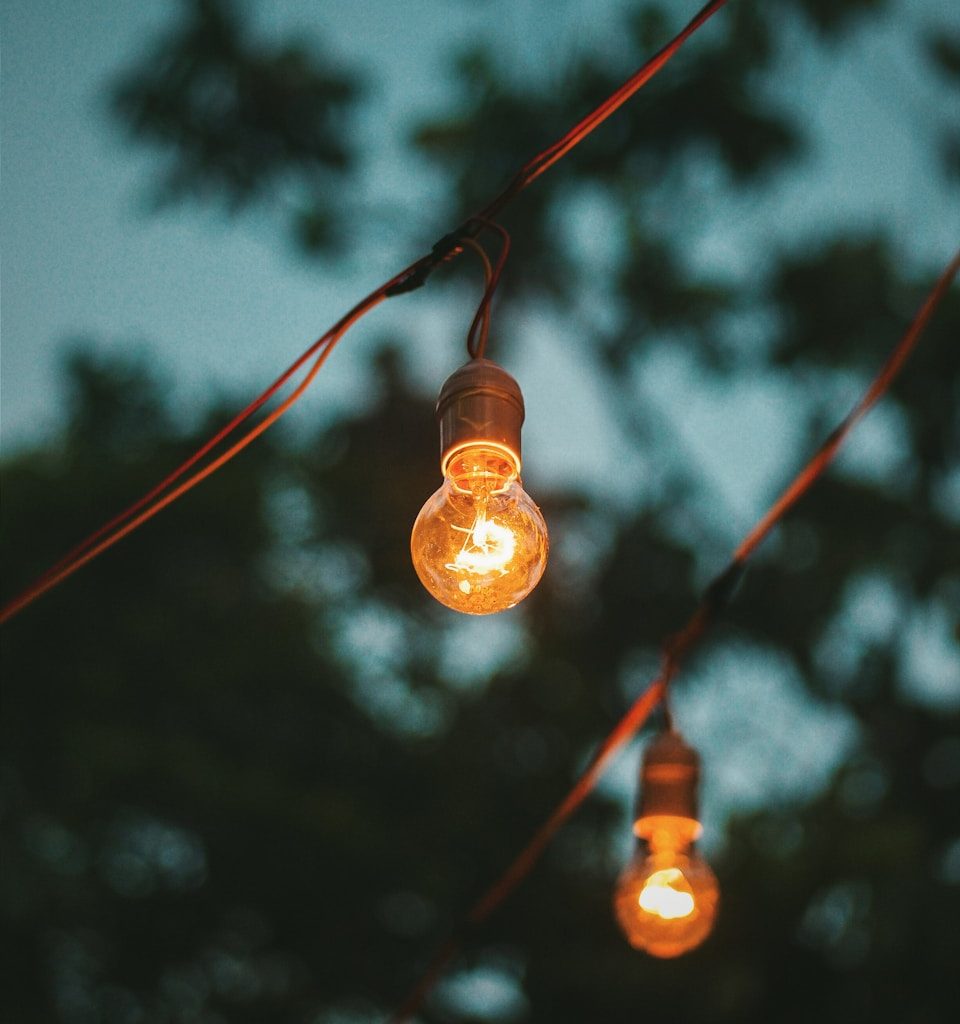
[638,868,697,919]
[614,846,719,957]
[410,443,547,615]
[634,813,703,844]
[440,439,521,478]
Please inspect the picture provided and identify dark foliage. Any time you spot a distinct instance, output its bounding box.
[111,0,361,252]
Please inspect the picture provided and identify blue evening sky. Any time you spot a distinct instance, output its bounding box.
[3,0,957,485]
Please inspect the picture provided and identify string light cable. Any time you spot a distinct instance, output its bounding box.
[387,248,960,1023]
[0,0,730,625]
[0,276,389,624]
[459,233,496,359]
[464,219,511,360]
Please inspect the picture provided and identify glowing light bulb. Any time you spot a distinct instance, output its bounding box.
[614,731,719,957]
[411,445,548,614]
[411,358,548,615]
[614,816,719,957]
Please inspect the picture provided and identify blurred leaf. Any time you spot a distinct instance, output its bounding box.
[926,29,960,81]
[111,0,362,252]
[785,0,888,38]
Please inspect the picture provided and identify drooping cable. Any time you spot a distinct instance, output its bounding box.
[0,269,409,624]
[386,250,960,1024]
[465,219,511,360]
[474,0,730,220]
[459,236,494,358]
[1,0,728,624]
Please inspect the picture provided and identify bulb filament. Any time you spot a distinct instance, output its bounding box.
[638,868,696,920]
[447,513,516,592]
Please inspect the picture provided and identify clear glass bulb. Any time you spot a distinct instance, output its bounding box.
[411,445,548,615]
[614,815,719,958]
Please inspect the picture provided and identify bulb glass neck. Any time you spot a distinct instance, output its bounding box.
[444,444,520,494]
[635,813,703,853]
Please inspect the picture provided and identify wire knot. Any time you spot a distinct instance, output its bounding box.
[383,227,474,298]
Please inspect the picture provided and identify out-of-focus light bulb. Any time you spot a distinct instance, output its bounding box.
[615,815,719,957]
[614,731,719,958]
[411,359,548,615]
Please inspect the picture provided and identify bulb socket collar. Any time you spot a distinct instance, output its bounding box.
[436,358,525,474]
[634,729,701,832]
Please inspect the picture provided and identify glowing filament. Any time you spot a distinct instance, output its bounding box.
[447,514,516,579]
[638,869,696,920]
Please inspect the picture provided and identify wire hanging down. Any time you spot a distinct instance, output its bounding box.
[465,220,511,360]
[386,249,960,1024]
[0,0,730,625]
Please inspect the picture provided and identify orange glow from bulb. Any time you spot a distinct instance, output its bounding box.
[637,868,696,919]
[411,445,548,615]
[448,512,517,582]
[614,816,719,958]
